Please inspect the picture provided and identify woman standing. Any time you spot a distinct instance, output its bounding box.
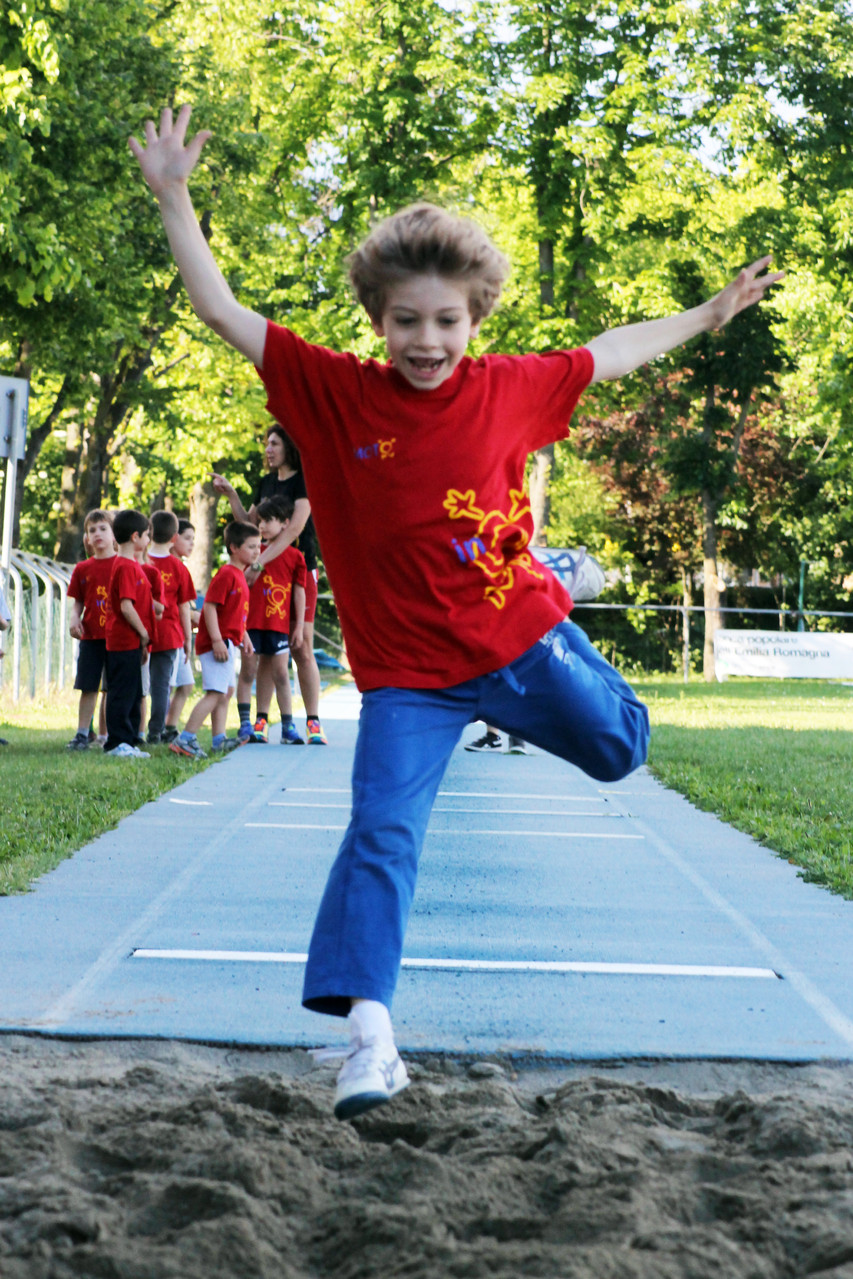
[212,424,327,744]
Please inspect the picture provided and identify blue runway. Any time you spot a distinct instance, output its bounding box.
[3,682,853,1061]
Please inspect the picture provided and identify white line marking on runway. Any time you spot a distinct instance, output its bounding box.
[246,823,644,839]
[268,801,622,818]
[281,787,606,803]
[130,949,779,979]
[169,799,213,806]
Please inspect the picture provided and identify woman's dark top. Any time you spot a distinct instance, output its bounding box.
[252,470,318,572]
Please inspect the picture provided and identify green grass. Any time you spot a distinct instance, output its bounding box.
[635,677,853,899]
[0,690,213,895]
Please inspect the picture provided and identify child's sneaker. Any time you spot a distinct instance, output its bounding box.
[507,735,529,754]
[250,717,269,743]
[236,722,254,745]
[130,745,151,759]
[333,1003,410,1121]
[160,726,179,744]
[146,731,162,745]
[169,734,207,760]
[211,737,239,754]
[306,717,327,745]
[105,742,140,758]
[280,722,305,745]
[465,730,502,752]
[66,732,89,751]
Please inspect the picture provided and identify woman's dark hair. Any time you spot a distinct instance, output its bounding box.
[266,423,301,473]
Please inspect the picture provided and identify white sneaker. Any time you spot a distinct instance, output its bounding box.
[130,746,150,758]
[105,742,139,758]
[333,1004,410,1120]
[507,735,529,754]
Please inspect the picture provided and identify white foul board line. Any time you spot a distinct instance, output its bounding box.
[281,787,607,803]
[130,949,779,979]
[245,823,644,840]
[268,801,622,819]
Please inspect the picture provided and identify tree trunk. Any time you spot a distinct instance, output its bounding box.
[529,444,553,545]
[681,565,692,683]
[701,490,723,682]
[187,478,220,594]
[538,237,555,308]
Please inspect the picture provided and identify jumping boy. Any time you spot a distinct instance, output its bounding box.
[237,495,307,744]
[104,510,155,759]
[67,509,116,751]
[131,105,782,1118]
[169,520,259,759]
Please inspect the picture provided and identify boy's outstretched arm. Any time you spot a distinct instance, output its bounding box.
[585,257,783,384]
[129,106,267,367]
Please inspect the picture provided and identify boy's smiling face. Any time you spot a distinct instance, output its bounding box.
[372,274,480,391]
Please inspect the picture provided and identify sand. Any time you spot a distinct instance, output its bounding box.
[2,1035,853,1278]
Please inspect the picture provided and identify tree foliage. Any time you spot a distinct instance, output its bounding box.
[1,0,851,661]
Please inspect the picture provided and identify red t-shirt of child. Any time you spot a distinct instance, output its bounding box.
[148,553,196,652]
[68,555,115,640]
[258,322,594,690]
[196,563,249,655]
[247,544,307,633]
[141,561,165,650]
[106,557,155,652]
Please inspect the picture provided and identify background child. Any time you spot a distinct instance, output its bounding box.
[237,495,307,744]
[131,104,782,1119]
[66,509,116,751]
[146,510,197,743]
[170,520,259,759]
[135,529,165,745]
[104,510,155,759]
[163,519,198,741]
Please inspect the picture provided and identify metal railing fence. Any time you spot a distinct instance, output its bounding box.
[0,552,75,700]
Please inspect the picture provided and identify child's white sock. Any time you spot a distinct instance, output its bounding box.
[349,999,394,1044]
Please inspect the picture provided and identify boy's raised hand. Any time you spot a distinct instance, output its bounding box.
[707,256,785,330]
[129,105,211,198]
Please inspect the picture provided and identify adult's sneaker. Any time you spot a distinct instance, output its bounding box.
[281,722,305,745]
[465,730,502,752]
[66,733,89,751]
[105,742,139,758]
[306,717,327,745]
[507,736,529,755]
[130,745,151,759]
[334,1024,410,1121]
[169,735,207,760]
[250,717,269,743]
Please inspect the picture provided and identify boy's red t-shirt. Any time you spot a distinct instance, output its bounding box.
[258,322,594,690]
[196,563,249,655]
[148,552,196,652]
[105,557,155,652]
[247,544,307,633]
[68,555,115,640]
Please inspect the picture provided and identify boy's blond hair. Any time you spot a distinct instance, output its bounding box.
[347,203,510,324]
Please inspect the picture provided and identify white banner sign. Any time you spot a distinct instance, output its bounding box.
[714,629,853,680]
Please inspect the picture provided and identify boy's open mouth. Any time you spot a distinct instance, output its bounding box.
[407,356,444,374]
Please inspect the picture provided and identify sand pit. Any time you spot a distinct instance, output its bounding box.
[2,1035,853,1278]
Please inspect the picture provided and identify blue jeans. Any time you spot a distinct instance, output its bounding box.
[302,621,649,1017]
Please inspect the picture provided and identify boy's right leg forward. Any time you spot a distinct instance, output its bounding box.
[302,684,474,1018]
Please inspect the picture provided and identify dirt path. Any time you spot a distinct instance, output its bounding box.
[2,1036,853,1278]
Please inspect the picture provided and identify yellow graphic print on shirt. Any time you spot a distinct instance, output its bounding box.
[96,584,108,628]
[443,487,544,609]
[263,573,292,623]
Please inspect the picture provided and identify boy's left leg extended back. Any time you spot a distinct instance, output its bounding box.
[479,620,649,782]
